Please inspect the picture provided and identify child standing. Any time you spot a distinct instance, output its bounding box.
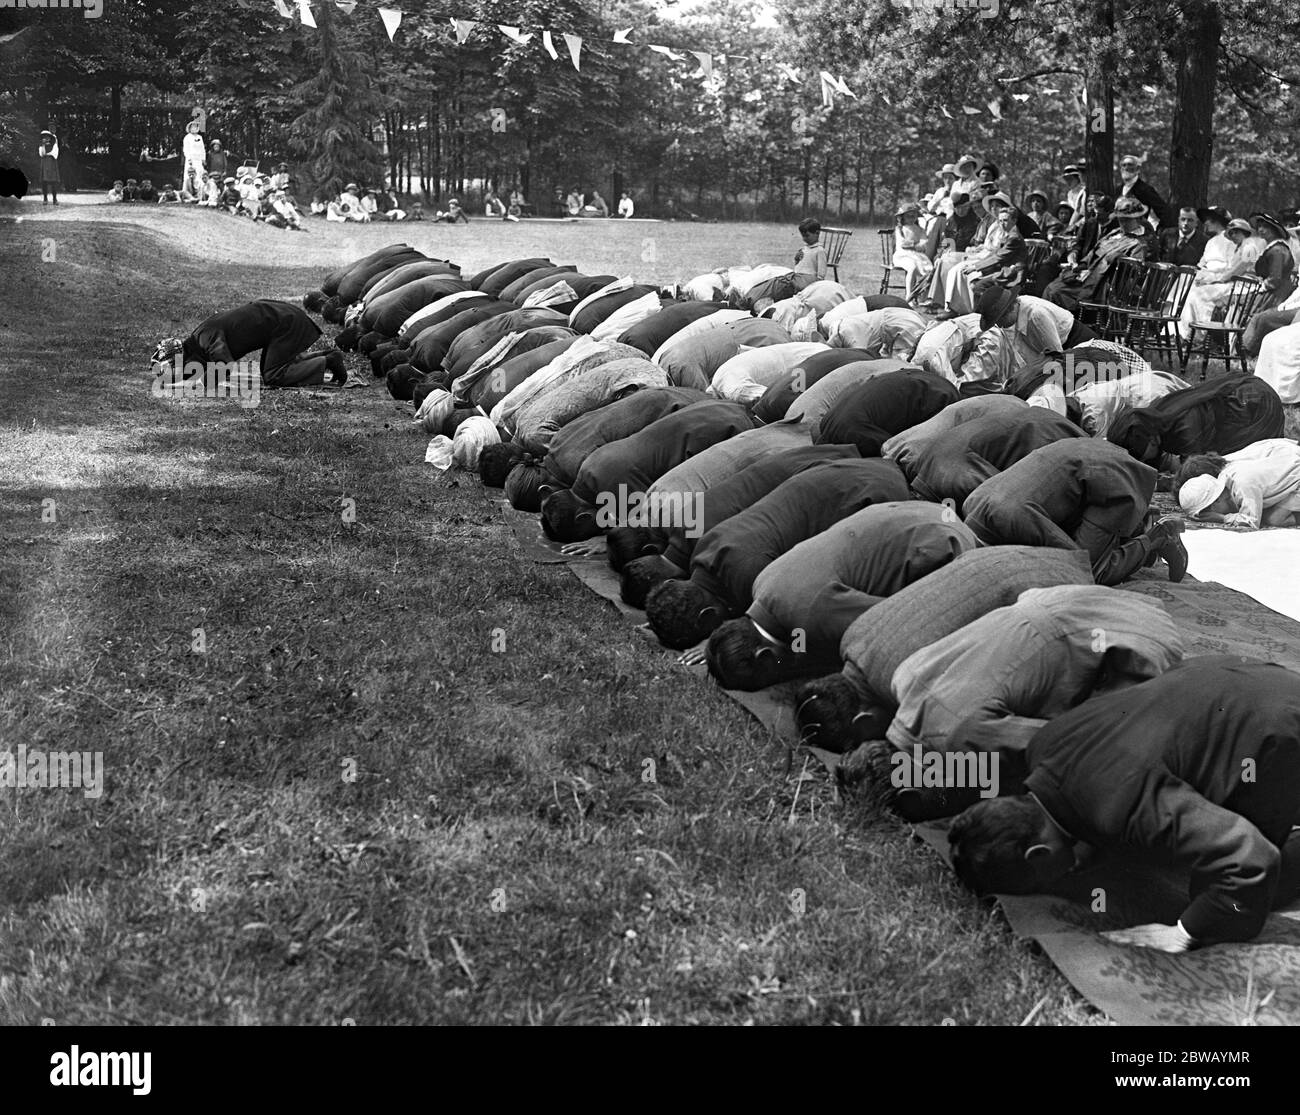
[38,129,60,205]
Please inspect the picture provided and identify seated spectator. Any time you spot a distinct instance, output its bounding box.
[1178,211,1252,340]
[270,163,290,191]
[1048,202,1073,237]
[566,188,583,216]
[410,200,425,221]
[122,178,140,202]
[1043,195,1152,314]
[218,177,241,212]
[136,179,158,203]
[1158,205,1208,265]
[310,193,328,217]
[794,217,829,284]
[437,198,470,224]
[1252,212,1299,311]
[1060,164,1087,234]
[509,186,527,216]
[157,182,181,204]
[1176,438,1300,529]
[107,180,125,202]
[892,203,936,305]
[588,190,610,218]
[936,195,1027,315]
[948,658,1300,948]
[1024,191,1052,232]
[267,189,304,231]
[618,192,635,219]
[360,189,379,219]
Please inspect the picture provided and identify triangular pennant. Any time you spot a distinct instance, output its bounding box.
[1041,87,1059,95]
[940,105,954,119]
[987,99,1003,120]
[499,25,533,45]
[832,74,856,97]
[1011,92,1030,102]
[776,63,801,83]
[273,0,293,16]
[690,51,713,80]
[378,7,401,40]
[961,105,982,115]
[649,44,686,62]
[297,0,316,28]
[1141,84,1159,95]
[881,92,892,106]
[334,0,356,12]
[451,18,476,44]
[563,32,582,71]
[542,30,558,60]
[612,28,633,44]
[819,72,836,109]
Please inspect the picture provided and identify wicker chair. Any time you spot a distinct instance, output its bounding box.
[1181,275,1269,380]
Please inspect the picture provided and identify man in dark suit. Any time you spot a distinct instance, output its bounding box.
[1158,205,1209,266]
[1115,153,1171,229]
[1042,196,1153,313]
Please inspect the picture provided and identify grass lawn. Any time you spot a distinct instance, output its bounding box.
[0,198,1101,1025]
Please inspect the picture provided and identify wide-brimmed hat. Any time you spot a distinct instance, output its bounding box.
[223,176,236,184]
[936,162,957,177]
[1113,195,1150,221]
[40,128,54,137]
[895,201,922,218]
[977,283,1018,330]
[1061,163,1083,178]
[1025,190,1048,207]
[949,190,972,207]
[1226,218,1254,236]
[1253,211,1289,239]
[1179,473,1228,516]
[345,182,358,191]
[955,153,978,172]
[982,190,1013,213]
[277,162,288,170]
[978,161,1001,180]
[1197,206,1230,227]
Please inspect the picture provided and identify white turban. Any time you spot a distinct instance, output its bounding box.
[452,416,500,471]
[424,435,454,471]
[415,388,455,434]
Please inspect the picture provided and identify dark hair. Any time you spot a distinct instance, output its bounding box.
[606,527,664,572]
[948,796,1045,895]
[1174,452,1227,492]
[792,674,863,754]
[705,618,786,691]
[540,490,601,542]
[620,554,683,608]
[478,442,526,487]
[303,291,326,312]
[385,364,425,401]
[644,579,726,650]
[797,217,821,236]
[978,162,1001,180]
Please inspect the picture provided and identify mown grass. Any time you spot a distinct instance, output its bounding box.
[0,203,1102,1025]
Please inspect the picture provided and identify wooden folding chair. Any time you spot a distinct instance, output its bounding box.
[877,228,901,295]
[1181,275,1268,380]
[819,226,852,284]
[1122,263,1196,369]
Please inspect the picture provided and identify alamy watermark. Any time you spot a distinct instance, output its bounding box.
[891,745,1000,799]
[1041,354,1125,394]
[0,746,104,799]
[152,357,260,408]
[0,0,103,18]
[594,485,704,538]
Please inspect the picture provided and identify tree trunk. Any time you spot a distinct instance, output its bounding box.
[1084,0,1116,195]
[108,84,125,181]
[1168,0,1221,206]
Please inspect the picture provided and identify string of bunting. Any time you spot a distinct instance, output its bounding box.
[275,0,1102,116]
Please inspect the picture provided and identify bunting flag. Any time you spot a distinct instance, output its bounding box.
[940,105,954,119]
[563,32,582,71]
[379,7,401,40]
[297,0,315,29]
[819,71,837,108]
[612,28,633,44]
[1011,92,1030,102]
[961,105,982,115]
[649,44,687,62]
[499,25,533,45]
[986,99,1003,120]
[335,0,356,12]
[1041,87,1060,95]
[272,0,292,15]
[541,29,558,60]
[776,63,801,83]
[881,91,892,106]
[452,18,476,44]
[690,51,713,80]
[1141,84,1159,95]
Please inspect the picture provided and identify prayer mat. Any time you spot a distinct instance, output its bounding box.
[1178,528,1300,624]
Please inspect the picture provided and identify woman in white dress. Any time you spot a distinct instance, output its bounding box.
[891,203,935,304]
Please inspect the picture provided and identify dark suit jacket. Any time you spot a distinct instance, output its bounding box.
[1115,177,1171,228]
[1158,227,1208,266]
